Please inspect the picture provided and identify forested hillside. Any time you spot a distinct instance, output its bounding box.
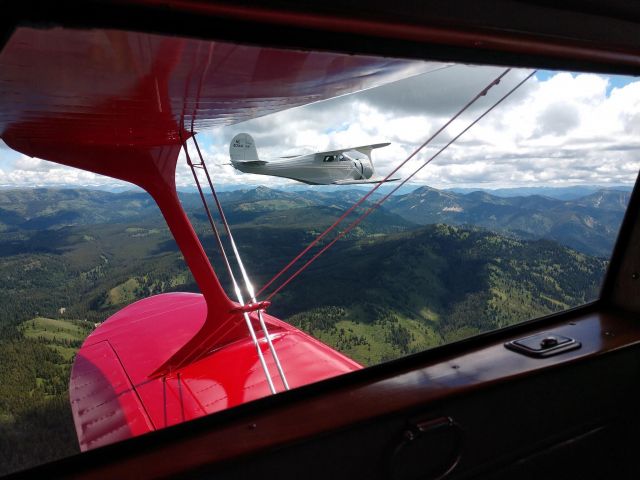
[283,225,605,364]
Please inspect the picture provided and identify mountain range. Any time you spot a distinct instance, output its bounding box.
[385,186,629,256]
[447,184,633,200]
[0,185,629,256]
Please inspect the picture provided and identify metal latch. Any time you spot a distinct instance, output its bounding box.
[505,331,581,358]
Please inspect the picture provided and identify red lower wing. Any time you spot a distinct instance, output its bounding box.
[70,293,361,451]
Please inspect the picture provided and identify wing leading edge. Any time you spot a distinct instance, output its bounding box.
[318,142,391,157]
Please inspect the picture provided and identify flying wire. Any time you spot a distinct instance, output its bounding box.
[256,67,511,298]
[262,69,537,302]
[182,134,279,394]
[191,135,290,390]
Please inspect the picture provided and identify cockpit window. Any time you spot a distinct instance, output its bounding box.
[1,26,639,476]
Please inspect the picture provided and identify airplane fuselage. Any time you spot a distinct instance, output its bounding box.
[233,150,374,185]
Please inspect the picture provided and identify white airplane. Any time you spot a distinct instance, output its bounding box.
[229,133,397,185]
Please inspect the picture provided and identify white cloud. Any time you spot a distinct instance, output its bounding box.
[2,154,132,189]
[1,66,639,190]
[14,156,45,170]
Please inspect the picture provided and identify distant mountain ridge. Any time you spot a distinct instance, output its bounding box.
[0,188,159,231]
[447,185,634,200]
[386,186,629,256]
[0,185,630,256]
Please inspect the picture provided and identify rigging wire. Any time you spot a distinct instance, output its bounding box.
[256,68,512,298]
[262,69,537,302]
[191,135,290,390]
[182,134,280,394]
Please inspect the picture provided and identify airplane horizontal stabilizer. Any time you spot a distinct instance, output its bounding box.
[332,177,400,185]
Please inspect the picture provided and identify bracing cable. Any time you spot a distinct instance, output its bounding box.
[262,70,537,302]
[256,68,512,298]
[183,134,279,394]
[191,135,290,390]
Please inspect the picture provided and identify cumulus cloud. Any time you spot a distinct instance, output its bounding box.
[535,103,580,136]
[1,153,132,189]
[1,66,639,190]
[357,65,532,116]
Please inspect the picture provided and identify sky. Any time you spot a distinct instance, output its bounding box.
[1,65,639,191]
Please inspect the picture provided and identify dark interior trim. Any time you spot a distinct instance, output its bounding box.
[3,1,640,75]
[3,1,640,478]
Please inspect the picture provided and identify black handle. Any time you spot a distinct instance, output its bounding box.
[389,416,463,480]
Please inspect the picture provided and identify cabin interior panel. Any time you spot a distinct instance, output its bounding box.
[190,346,640,479]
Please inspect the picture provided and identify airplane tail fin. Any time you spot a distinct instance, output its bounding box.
[230,133,260,162]
[354,142,390,161]
[353,142,390,179]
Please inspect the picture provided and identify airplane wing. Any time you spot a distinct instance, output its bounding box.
[319,142,391,157]
[333,177,400,185]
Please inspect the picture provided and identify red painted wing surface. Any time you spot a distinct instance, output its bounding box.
[0,26,432,449]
